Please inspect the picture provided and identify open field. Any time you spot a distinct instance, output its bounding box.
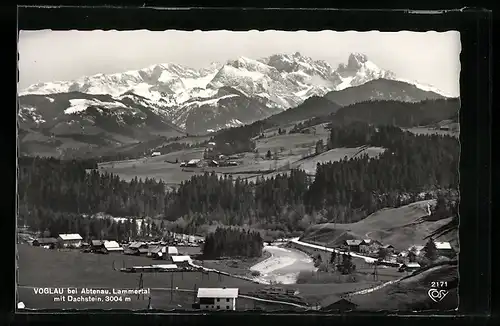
[291,147,386,174]
[343,261,458,311]
[301,200,456,251]
[97,127,382,185]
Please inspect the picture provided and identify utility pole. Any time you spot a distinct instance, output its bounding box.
[170,272,174,302]
[373,262,379,281]
[137,273,144,300]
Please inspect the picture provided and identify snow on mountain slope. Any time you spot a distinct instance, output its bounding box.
[19,52,450,137]
[64,99,127,115]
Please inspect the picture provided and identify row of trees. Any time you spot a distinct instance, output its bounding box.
[19,206,164,241]
[202,227,263,259]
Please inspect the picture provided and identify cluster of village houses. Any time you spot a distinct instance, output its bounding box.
[340,238,455,271]
[25,231,204,259]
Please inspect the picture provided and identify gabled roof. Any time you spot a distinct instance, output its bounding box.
[434,241,452,250]
[409,245,425,251]
[405,262,421,268]
[152,264,178,269]
[382,244,394,249]
[171,255,191,262]
[345,240,363,246]
[167,246,179,255]
[104,241,121,249]
[58,234,83,241]
[197,288,239,299]
[128,242,146,249]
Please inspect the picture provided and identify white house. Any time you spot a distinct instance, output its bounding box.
[151,152,161,157]
[434,241,455,257]
[149,245,178,259]
[197,288,239,310]
[103,240,123,252]
[57,234,83,248]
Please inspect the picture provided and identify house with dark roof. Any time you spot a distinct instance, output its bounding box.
[344,240,363,252]
[360,239,382,253]
[32,238,58,248]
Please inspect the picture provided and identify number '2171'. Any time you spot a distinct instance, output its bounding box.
[431,281,448,288]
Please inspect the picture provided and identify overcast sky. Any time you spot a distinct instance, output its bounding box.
[18,30,461,96]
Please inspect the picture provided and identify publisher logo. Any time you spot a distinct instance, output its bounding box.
[428,288,448,302]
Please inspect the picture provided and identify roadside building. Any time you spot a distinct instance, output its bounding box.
[32,237,58,248]
[345,240,363,252]
[196,288,239,310]
[360,239,381,253]
[434,241,455,258]
[57,234,83,248]
[151,152,161,157]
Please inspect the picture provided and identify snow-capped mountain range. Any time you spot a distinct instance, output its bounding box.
[18,52,450,149]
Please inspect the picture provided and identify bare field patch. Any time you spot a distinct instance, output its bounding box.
[302,200,449,251]
[292,147,386,174]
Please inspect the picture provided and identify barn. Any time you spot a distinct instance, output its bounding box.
[57,234,83,248]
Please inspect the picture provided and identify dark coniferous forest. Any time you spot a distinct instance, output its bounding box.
[202,227,264,259]
[18,121,459,242]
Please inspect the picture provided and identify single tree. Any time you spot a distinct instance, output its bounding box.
[423,238,438,261]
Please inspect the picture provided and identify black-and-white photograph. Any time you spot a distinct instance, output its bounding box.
[17,29,460,312]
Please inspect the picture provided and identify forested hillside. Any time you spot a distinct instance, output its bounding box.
[18,122,459,237]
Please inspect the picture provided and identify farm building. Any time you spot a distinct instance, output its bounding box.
[89,240,104,251]
[124,242,149,255]
[148,245,178,259]
[345,240,363,252]
[151,152,161,157]
[32,238,58,248]
[435,241,455,258]
[104,241,123,252]
[208,160,219,167]
[320,296,358,311]
[398,262,421,273]
[408,245,425,256]
[196,288,239,311]
[171,255,192,267]
[359,239,382,253]
[57,234,83,248]
[381,244,395,253]
[186,159,201,167]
